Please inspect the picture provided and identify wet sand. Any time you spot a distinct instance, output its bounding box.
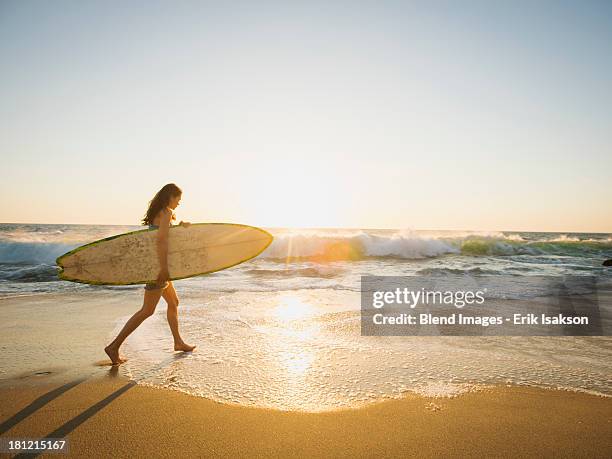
[1,374,611,458]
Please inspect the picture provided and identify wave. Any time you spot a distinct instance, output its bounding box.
[0,263,59,282]
[243,267,344,278]
[415,267,503,276]
[0,241,79,264]
[261,232,612,262]
[262,232,460,261]
[0,229,610,266]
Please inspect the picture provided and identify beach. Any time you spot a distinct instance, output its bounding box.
[1,375,611,458]
[0,290,611,457]
[3,0,612,455]
[1,225,611,456]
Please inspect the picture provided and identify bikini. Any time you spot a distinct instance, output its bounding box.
[144,223,170,291]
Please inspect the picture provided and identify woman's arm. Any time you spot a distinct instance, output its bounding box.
[156,208,172,284]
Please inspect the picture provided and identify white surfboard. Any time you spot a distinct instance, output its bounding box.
[56,223,273,285]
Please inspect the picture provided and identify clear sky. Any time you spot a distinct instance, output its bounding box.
[1,1,611,232]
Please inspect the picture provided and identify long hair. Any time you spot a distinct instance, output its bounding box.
[142,183,182,225]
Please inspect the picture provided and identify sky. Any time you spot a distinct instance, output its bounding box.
[1,0,611,232]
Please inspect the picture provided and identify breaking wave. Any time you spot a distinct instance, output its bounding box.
[261,231,612,262]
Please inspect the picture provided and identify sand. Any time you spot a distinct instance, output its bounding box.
[1,374,611,458]
[1,292,611,457]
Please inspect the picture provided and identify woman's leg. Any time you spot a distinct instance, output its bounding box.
[162,281,196,352]
[104,288,164,364]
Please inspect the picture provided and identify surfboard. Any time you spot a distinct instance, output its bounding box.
[56,223,273,285]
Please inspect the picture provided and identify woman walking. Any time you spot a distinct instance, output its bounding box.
[104,183,196,365]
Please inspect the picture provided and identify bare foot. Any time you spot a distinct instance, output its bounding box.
[174,342,196,352]
[104,345,128,365]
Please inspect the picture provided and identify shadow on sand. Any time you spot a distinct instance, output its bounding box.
[3,352,192,458]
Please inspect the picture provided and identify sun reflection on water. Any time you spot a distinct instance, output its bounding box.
[272,294,320,377]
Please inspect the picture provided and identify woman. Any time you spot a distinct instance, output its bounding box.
[105,183,196,366]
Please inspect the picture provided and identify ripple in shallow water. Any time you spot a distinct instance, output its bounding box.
[116,290,612,412]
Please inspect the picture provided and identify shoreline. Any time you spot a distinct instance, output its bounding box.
[1,291,611,407]
[3,367,611,411]
[1,374,610,457]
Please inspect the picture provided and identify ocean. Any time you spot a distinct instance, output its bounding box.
[1,223,611,411]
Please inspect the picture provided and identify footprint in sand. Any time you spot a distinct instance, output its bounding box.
[425,402,442,412]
